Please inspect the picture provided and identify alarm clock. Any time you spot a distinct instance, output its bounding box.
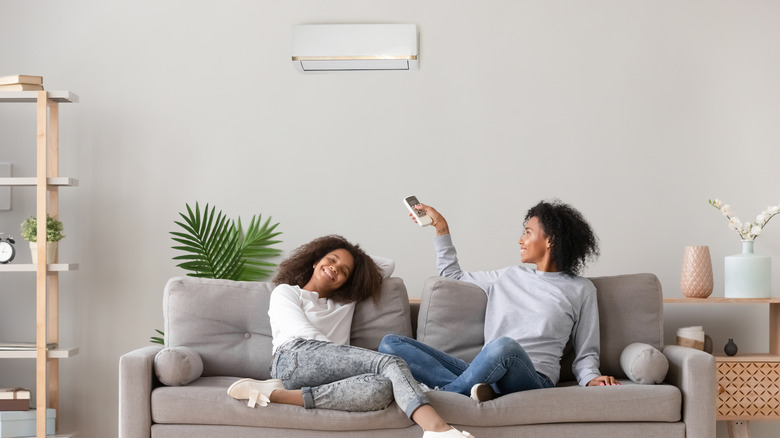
[0,234,16,264]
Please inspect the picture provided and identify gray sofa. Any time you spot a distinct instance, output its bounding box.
[119,273,716,438]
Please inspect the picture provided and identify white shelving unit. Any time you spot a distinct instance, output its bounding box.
[0,90,79,438]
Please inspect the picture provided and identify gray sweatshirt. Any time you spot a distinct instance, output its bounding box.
[434,234,601,386]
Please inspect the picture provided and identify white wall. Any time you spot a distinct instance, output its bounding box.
[1,1,779,436]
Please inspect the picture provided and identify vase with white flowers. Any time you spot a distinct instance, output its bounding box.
[709,199,779,298]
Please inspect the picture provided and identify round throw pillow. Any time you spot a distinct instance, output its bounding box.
[154,346,204,386]
[620,342,669,384]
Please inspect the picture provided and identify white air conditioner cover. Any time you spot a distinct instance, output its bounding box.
[291,24,419,72]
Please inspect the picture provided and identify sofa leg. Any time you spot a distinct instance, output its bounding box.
[727,420,749,438]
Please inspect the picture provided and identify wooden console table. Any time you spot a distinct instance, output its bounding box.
[664,297,780,438]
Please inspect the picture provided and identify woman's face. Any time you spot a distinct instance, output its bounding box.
[518,216,551,266]
[310,248,355,296]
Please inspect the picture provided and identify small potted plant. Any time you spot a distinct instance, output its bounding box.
[20,214,64,264]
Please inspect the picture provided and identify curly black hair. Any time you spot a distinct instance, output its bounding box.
[525,200,599,277]
[273,235,383,304]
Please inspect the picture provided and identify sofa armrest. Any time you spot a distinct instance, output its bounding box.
[119,345,163,438]
[662,345,716,438]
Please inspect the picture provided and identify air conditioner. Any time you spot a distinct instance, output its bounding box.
[291,24,419,72]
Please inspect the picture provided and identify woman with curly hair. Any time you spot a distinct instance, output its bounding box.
[227,235,474,438]
[380,200,618,403]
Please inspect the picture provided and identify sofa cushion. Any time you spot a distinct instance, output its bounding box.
[416,276,486,362]
[151,376,414,431]
[587,273,664,379]
[426,381,680,426]
[164,277,276,380]
[620,342,669,384]
[150,377,680,429]
[352,277,413,350]
[416,273,664,382]
[154,346,204,386]
[163,276,412,379]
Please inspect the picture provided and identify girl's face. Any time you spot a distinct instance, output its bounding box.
[310,248,355,297]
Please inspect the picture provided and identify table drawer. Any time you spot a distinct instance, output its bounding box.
[717,361,780,419]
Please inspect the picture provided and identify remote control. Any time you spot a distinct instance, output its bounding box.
[403,196,432,227]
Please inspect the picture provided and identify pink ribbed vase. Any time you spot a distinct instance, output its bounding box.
[680,246,714,298]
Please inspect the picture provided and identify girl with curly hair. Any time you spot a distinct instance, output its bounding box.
[227,235,474,438]
[380,200,618,403]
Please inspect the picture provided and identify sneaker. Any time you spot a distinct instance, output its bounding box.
[422,426,475,437]
[227,378,285,408]
[470,383,498,402]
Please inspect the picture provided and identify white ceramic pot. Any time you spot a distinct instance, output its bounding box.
[29,241,58,264]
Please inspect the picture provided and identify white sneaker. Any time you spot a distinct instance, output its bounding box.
[422,427,475,437]
[470,383,498,402]
[226,378,284,408]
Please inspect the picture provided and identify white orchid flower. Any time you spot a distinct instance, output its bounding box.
[710,199,778,241]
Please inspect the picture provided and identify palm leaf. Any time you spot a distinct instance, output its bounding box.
[151,329,164,345]
[234,215,283,281]
[170,202,282,281]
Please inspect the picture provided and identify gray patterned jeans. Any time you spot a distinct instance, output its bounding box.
[270,338,430,418]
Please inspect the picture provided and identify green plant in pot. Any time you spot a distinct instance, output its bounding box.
[20,214,64,264]
[151,202,283,344]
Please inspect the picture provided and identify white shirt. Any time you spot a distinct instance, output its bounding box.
[268,283,355,354]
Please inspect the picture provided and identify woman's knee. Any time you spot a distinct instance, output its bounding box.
[484,337,524,358]
[378,334,406,355]
[349,375,394,410]
[368,377,394,406]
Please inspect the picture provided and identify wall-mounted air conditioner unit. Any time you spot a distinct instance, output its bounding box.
[291,24,419,73]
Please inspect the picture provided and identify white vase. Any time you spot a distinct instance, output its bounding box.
[724,240,771,298]
[29,241,58,264]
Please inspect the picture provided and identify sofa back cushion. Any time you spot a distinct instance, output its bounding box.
[417,277,487,361]
[163,277,276,380]
[163,276,413,380]
[352,277,414,350]
[416,273,663,382]
[583,273,664,379]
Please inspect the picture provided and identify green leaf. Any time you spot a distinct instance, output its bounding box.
[170,202,282,282]
[151,329,165,345]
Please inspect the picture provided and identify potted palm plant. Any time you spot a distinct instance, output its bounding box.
[151,202,282,344]
[20,214,65,264]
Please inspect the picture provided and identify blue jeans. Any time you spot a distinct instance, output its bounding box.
[379,335,553,396]
[270,338,430,418]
